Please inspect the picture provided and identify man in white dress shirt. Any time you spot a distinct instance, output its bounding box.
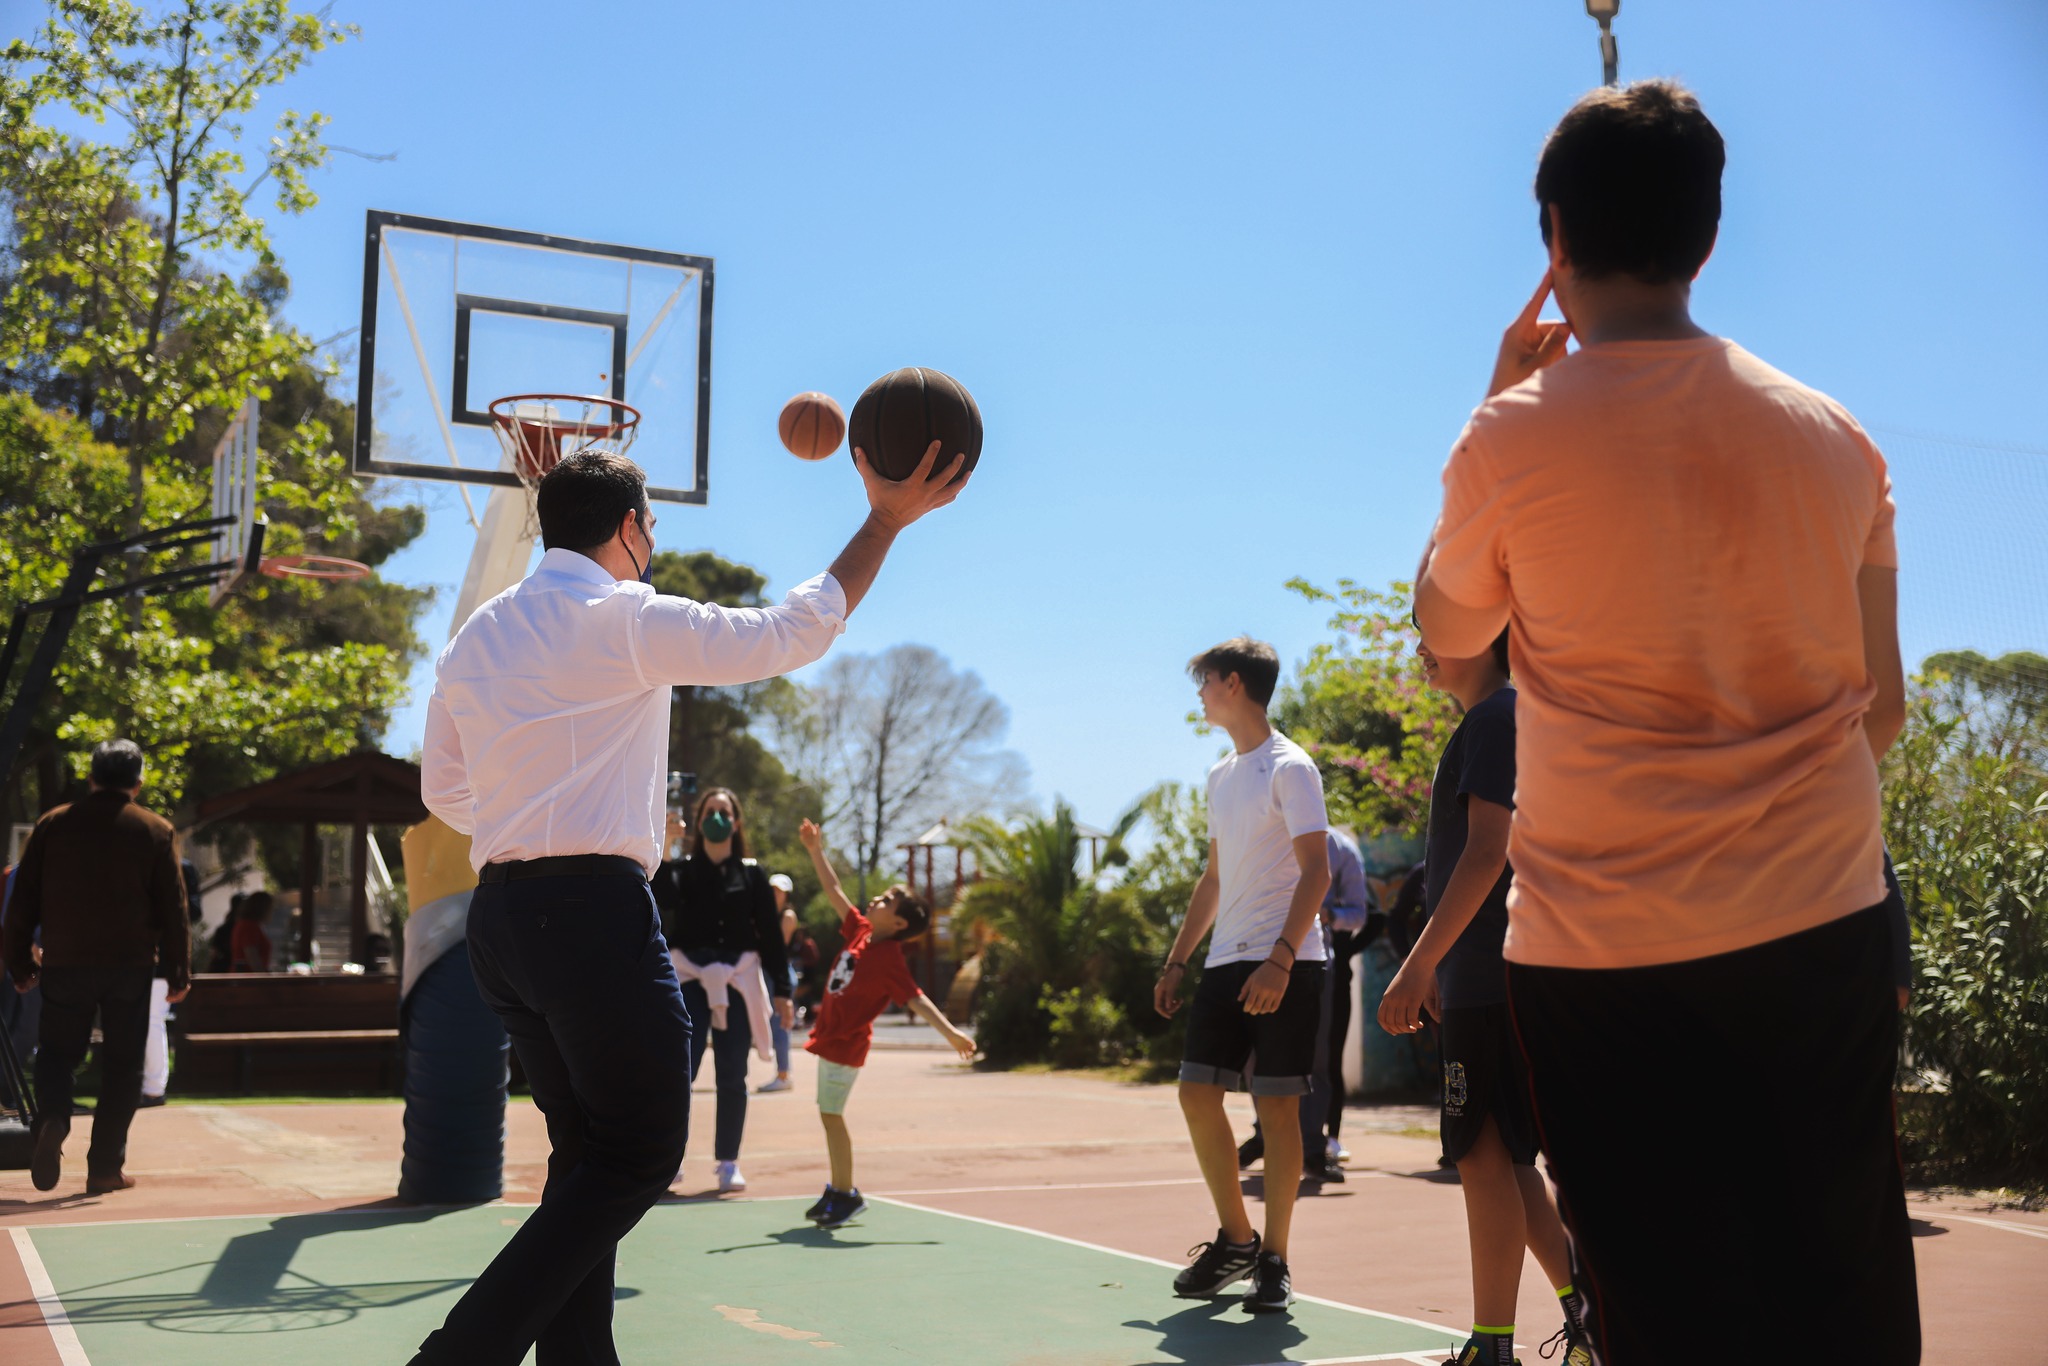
[411,442,965,1366]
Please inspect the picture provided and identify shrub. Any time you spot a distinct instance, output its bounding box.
[1885,654,2048,1186]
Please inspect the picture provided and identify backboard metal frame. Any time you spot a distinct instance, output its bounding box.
[209,394,262,606]
[352,210,715,504]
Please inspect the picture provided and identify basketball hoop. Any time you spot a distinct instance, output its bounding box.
[488,394,642,487]
[260,553,373,582]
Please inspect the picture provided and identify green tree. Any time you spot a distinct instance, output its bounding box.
[1,0,353,530]
[1274,577,1459,837]
[1885,651,2048,1185]
[0,388,421,821]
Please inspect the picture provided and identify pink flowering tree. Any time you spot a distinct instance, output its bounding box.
[1273,578,1460,838]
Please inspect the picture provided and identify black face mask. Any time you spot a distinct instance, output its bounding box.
[623,511,653,585]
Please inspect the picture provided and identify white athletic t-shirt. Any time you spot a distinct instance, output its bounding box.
[1204,732,1330,967]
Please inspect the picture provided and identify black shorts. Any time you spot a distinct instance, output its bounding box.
[1508,905,1917,1365]
[1438,1003,1537,1166]
[1179,959,1326,1097]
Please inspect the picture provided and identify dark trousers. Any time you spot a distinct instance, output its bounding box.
[1509,906,1919,1365]
[1325,935,1356,1139]
[415,873,692,1366]
[34,964,151,1177]
[680,978,753,1162]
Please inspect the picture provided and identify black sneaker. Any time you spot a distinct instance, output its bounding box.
[1538,1321,1592,1366]
[1302,1160,1347,1185]
[1240,1250,1294,1313]
[1236,1132,1264,1169]
[804,1186,836,1222]
[1173,1229,1260,1297]
[30,1120,63,1192]
[815,1186,866,1229]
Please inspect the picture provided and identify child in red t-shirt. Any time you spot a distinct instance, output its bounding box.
[797,819,974,1227]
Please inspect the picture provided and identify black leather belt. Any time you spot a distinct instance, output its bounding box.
[478,854,646,885]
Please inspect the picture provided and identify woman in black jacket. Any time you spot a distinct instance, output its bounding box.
[652,787,792,1192]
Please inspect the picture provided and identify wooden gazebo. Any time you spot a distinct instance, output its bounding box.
[195,751,428,965]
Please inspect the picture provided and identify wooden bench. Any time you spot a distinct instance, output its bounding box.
[171,973,401,1095]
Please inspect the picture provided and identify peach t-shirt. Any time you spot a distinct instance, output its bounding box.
[1428,337,1896,969]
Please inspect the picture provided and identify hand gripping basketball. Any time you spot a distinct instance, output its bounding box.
[854,440,969,532]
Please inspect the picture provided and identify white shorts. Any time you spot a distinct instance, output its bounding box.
[816,1059,861,1115]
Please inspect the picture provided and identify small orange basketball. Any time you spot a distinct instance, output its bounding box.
[778,391,846,461]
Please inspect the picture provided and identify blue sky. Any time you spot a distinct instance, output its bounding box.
[18,0,2044,829]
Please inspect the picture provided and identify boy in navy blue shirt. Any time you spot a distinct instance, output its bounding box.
[1379,630,1588,1366]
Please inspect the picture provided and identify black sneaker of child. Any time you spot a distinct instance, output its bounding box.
[1240,1250,1294,1313]
[815,1186,867,1229]
[1236,1132,1263,1169]
[1537,1321,1592,1365]
[804,1186,836,1223]
[1173,1229,1261,1297]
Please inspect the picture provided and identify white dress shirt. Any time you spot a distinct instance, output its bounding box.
[423,548,847,875]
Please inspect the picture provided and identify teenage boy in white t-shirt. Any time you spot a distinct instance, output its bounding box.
[1155,637,1332,1315]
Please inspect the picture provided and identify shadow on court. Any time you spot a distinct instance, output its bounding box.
[14,1204,473,1335]
[1124,1299,1312,1364]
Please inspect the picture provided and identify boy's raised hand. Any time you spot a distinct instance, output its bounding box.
[798,819,822,851]
[1488,271,1573,398]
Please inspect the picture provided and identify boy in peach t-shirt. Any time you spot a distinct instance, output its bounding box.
[1415,82,1914,1364]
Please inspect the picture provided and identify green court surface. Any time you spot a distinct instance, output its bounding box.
[21,1197,1464,1365]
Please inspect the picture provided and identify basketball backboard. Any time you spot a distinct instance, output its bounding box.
[208,395,265,606]
[352,211,713,504]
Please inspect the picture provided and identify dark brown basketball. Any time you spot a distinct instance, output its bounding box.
[778,391,845,461]
[846,367,983,481]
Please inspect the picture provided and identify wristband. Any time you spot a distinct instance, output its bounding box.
[1270,937,1297,963]
[1162,960,1187,975]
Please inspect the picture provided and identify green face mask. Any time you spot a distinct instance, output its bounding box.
[701,809,734,844]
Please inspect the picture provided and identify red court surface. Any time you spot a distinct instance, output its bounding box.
[3,1046,2040,1363]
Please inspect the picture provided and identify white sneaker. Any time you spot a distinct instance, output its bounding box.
[716,1160,746,1193]
[755,1075,793,1094]
[1326,1136,1349,1164]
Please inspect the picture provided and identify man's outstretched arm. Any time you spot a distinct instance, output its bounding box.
[827,442,969,615]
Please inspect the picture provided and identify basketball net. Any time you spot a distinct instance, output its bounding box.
[488,394,642,538]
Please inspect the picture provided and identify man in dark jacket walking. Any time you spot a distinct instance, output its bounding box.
[4,739,189,1193]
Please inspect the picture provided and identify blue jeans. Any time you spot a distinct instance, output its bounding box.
[768,965,795,1074]
[415,873,691,1366]
[681,979,753,1160]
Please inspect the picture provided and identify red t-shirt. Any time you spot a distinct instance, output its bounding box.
[805,908,919,1067]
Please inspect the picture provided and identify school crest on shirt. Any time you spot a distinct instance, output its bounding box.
[825,950,858,996]
[1444,1061,1468,1116]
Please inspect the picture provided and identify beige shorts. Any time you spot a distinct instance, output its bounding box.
[815,1059,861,1116]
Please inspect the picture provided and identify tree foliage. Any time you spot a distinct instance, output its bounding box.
[1,0,355,528]
[1886,650,2048,1186]
[0,389,424,820]
[1273,577,1458,837]
[0,1,428,828]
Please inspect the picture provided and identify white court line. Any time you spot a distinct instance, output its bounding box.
[876,1177,1208,1197]
[869,1194,1465,1344]
[1911,1208,2048,1242]
[10,1228,91,1366]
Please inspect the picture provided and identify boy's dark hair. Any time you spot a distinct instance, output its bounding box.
[89,738,144,790]
[1187,637,1281,708]
[535,448,649,553]
[1491,628,1511,677]
[884,885,930,941]
[1535,79,1724,284]
[238,890,274,921]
